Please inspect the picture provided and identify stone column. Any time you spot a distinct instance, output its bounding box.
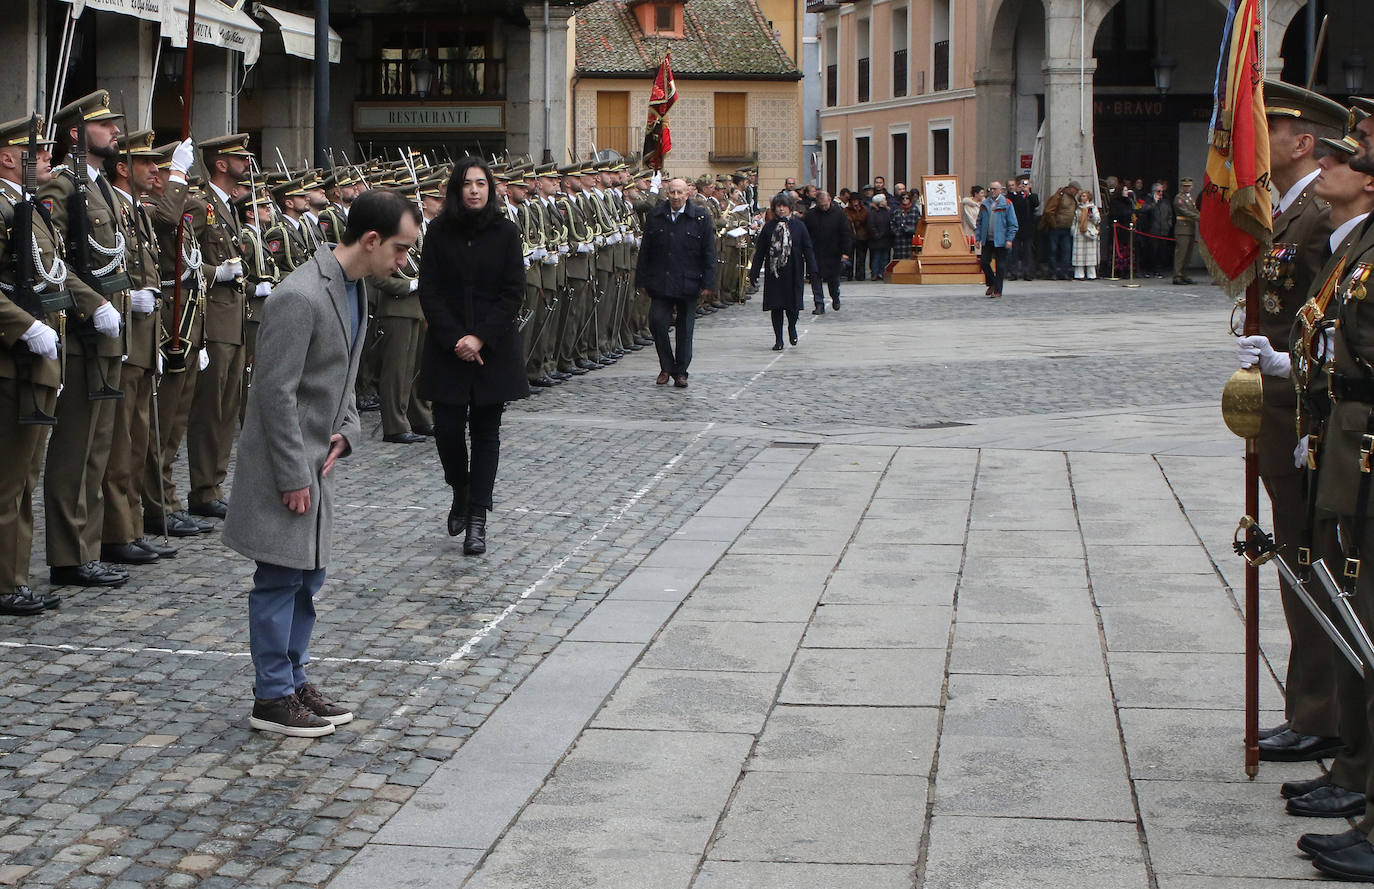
[974,69,1015,186]
[192,47,237,142]
[96,16,159,128]
[259,56,314,167]
[522,3,575,164]
[504,21,531,158]
[0,0,44,112]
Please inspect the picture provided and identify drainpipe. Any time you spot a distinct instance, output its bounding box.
[569,72,580,160]
[542,0,553,164]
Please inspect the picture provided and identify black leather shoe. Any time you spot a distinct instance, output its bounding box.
[529,376,556,388]
[625,342,644,351]
[17,585,59,610]
[179,510,214,533]
[832,294,841,310]
[189,499,228,520]
[99,561,130,580]
[1300,827,1367,858]
[576,359,599,370]
[464,508,487,556]
[1260,721,1291,741]
[383,432,426,444]
[357,394,381,412]
[1283,773,1332,799]
[1259,729,1344,762]
[1315,839,1374,881]
[145,511,200,538]
[412,424,436,436]
[50,561,126,588]
[447,487,468,538]
[550,371,572,380]
[1288,784,1366,818]
[635,336,654,346]
[771,341,784,351]
[133,537,177,559]
[0,588,45,616]
[812,306,825,315]
[789,332,798,345]
[563,365,588,376]
[101,542,158,565]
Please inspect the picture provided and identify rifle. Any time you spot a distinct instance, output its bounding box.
[64,117,123,400]
[9,115,71,425]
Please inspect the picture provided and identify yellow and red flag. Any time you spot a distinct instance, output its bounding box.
[1198,0,1272,294]
[642,54,676,170]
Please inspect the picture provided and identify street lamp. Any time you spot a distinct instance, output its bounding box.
[1345,54,1366,96]
[162,46,186,85]
[411,51,435,98]
[1152,54,1177,96]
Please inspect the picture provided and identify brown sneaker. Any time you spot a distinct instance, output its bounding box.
[249,693,335,738]
[296,682,354,726]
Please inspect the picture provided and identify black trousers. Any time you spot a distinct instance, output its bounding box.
[1009,233,1034,278]
[770,308,799,343]
[813,276,840,306]
[981,242,1007,294]
[649,295,697,377]
[433,401,504,510]
[850,243,868,280]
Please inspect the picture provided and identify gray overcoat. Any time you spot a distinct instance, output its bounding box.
[222,249,363,571]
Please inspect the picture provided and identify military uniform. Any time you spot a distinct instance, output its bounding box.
[0,114,68,612]
[100,130,169,564]
[375,184,428,440]
[38,91,133,586]
[186,133,251,518]
[1173,180,1200,283]
[554,165,597,379]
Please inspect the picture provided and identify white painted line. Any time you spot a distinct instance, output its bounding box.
[726,318,814,401]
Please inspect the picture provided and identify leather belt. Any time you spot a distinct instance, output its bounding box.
[1331,371,1374,404]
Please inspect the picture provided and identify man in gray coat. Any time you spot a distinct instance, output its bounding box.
[223,189,421,738]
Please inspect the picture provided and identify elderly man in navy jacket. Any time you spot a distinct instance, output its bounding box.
[635,177,716,388]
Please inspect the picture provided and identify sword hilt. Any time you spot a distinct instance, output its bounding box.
[1234,515,1277,567]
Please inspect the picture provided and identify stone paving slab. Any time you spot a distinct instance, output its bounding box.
[692,861,916,889]
[777,648,947,707]
[922,815,1150,889]
[747,705,939,777]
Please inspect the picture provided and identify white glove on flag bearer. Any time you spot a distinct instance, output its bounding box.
[1236,335,1291,378]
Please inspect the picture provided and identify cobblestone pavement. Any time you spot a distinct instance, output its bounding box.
[1,278,1232,888]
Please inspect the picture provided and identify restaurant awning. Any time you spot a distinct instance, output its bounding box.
[163,0,263,65]
[253,4,341,64]
[60,0,165,25]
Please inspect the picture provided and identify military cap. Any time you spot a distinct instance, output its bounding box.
[1321,133,1362,157]
[505,169,529,188]
[535,161,559,179]
[55,90,123,125]
[1347,105,1372,135]
[235,186,274,209]
[715,174,731,186]
[418,176,445,198]
[1351,97,1374,117]
[731,171,748,183]
[271,177,308,200]
[120,128,162,159]
[152,141,178,169]
[0,114,55,147]
[303,172,328,191]
[1264,80,1348,131]
[693,175,712,189]
[1178,177,1194,187]
[200,133,253,158]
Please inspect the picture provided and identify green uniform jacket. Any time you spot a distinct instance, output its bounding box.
[37,166,128,357]
[0,186,64,387]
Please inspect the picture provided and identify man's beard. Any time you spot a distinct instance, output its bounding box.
[88,141,118,160]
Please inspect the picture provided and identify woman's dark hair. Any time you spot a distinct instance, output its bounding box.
[770,191,796,213]
[442,156,500,229]
[970,185,985,197]
[342,188,422,245]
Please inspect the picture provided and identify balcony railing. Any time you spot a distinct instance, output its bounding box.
[893,49,907,97]
[589,126,644,158]
[826,63,837,107]
[933,40,950,92]
[356,58,505,100]
[710,126,758,164]
[857,57,870,103]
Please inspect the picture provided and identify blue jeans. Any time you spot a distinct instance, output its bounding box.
[249,561,326,699]
[869,248,891,281]
[1048,228,1072,277]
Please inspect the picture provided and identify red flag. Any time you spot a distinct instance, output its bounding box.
[1198,0,1272,294]
[643,54,676,170]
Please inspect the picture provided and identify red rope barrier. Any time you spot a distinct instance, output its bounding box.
[1112,221,1177,242]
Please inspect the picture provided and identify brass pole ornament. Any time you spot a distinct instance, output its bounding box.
[1222,366,1265,440]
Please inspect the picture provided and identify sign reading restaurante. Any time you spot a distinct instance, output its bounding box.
[353,103,505,132]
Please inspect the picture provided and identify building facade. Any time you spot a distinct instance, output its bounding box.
[814,0,1370,198]
[573,0,804,186]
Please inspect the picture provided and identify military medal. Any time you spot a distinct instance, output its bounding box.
[206,204,216,226]
[1347,263,1372,302]
[1263,291,1281,314]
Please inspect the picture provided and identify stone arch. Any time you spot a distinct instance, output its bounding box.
[974,0,1048,185]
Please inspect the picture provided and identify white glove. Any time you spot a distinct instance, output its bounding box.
[542,253,559,266]
[20,320,58,360]
[214,258,243,283]
[408,279,419,293]
[1295,435,1310,469]
[198,349,209,371]
[171,138,196,176]
[531,247,547,261]
[1317,328,1334,362]
[594,235,606,247]
[130,288,158,314]
[93,301,122,338]
[608,232,622,245]
[558,244,570,255]
[577,243,594,254]
[255,281,273,298]
[156,351,163,375]
[650,171,662,194]
[523,257,531,270]
[1236,334,1292,377]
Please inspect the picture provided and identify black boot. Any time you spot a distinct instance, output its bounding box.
[447,487,469,538]
[464,507,488,556]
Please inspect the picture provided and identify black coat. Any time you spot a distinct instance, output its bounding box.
[417,214,530,407]
[803,204,853,279]
[634,200,717,300]
[750,216,819,312]
[866,205,894,249]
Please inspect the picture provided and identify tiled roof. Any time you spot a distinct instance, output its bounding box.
[575,0,802,79]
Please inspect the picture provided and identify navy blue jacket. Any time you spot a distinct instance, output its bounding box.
[634,200,717,300]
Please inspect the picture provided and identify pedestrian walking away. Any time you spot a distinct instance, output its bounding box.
[802,189,851,314]
[976,181,1018,298]
[635,177,716,388]
[416,158,530,556]
[221,187,421,738]
[750,192,819,351]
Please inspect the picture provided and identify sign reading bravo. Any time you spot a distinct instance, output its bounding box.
[354,103,505,132]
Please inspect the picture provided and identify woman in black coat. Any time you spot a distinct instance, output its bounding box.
[417,157,529,555]
[749,193,820,351]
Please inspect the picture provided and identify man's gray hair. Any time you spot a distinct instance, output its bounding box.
[871,193,887,205]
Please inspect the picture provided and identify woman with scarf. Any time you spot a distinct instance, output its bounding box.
[1071,189,1101,281]
[749,192,820,351]
[417,157,529,556]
